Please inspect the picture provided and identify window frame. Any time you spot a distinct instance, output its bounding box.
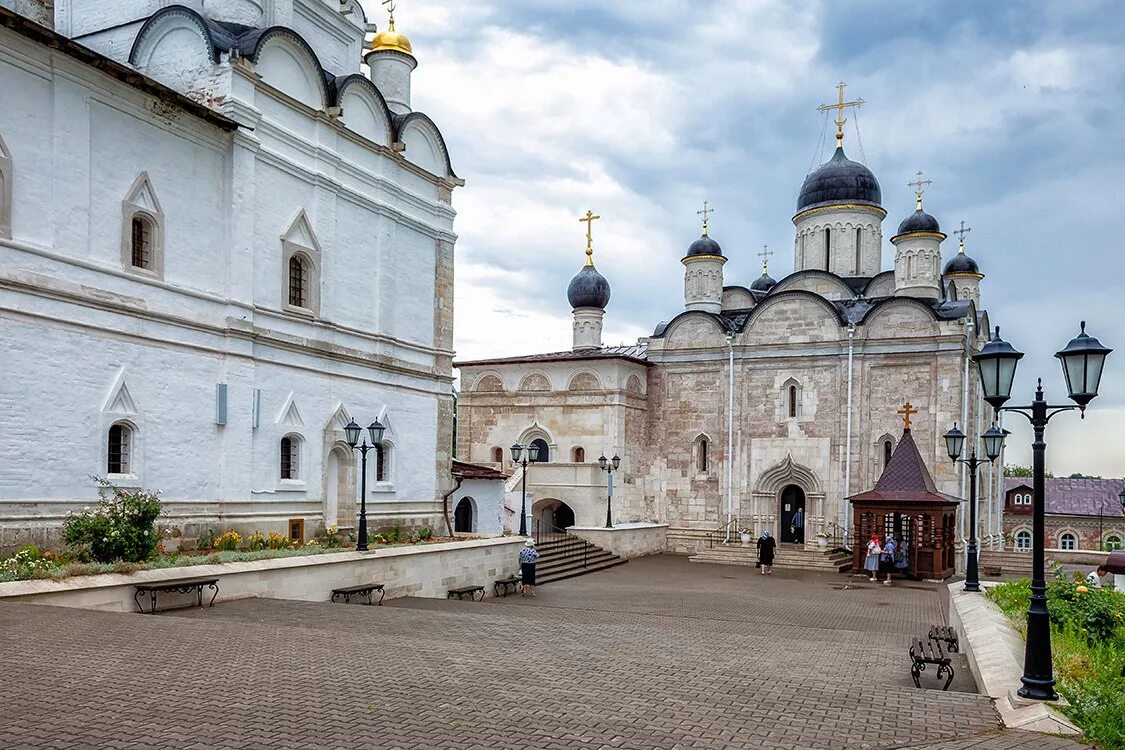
[0,133,11,240]
[572,447,585,463]
[1015,530,1032,550]
[107,422,133,476]
[120,172,165,280]
[1058,532,1077,551]
[278,434,305,487]
[281,214,322,318]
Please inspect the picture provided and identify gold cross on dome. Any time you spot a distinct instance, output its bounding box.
[952,220,972,251]
[697,201,714,236]
[907,170,932,210]
[897,401,918,430]
[817,81,864,146]
[758,244,774,273]
[579,209,601,265]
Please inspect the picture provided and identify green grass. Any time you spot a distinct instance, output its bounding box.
[986,577,1125,749]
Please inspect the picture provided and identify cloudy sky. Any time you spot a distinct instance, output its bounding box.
[366,1,1125,477]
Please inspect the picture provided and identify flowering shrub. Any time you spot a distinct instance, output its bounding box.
[213,531,242,552]
[62,478,162,563]
[266,532,291,550]
[0,545,63,582]
[245,532,267,551]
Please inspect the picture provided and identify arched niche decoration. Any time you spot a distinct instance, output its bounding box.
[567,371,601,391]
[334,75,394,146]
[395,112,456,179]
[518,373,551,392]
[251,28,329,110]
[471,374,505,392]
[858,298,941,338]
[128,6,217,92]
[625,374,644,395]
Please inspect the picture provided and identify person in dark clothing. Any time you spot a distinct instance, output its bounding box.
[756,530,777,575]
[519,539,540,597]
[792,507,805,545]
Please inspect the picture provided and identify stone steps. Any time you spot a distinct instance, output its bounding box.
[533,537,627,585]
[688,544,852,572]
[978,550,1034,577]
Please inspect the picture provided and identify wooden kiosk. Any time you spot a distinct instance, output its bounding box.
[846,406,960,580]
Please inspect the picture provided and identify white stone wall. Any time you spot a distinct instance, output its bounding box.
[893,234,944,299]
[0,8,457,547]
[792,205,885,277]
[682,256,725,313]
[450,478,506,537]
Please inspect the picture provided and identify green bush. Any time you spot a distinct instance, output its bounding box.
[417,527,433,542]
[62,478,162,563]
[0,545,64,582]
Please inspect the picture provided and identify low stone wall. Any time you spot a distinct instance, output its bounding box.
[946,583,1080,735]
[0,537,525,613]
[568,523,668,558]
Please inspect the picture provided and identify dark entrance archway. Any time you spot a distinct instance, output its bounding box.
[779,485,805,544]
[530,438,549,462]
[554,501,575,530]
[454,497,474,533]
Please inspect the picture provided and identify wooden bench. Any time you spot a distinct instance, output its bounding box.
[928,624,959,653]
[331,583,385,606]
[910,637,954,690]
[493,578,521,598]
[447,585,484,601]
[134,576,219,614]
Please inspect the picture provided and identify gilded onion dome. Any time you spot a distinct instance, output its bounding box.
[369,15,413,56]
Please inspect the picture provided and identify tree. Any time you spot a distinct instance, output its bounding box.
[1004,465,1054,478]
[1067,472,1102,479]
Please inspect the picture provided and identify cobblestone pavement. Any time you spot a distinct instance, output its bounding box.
[0,555,1089,750]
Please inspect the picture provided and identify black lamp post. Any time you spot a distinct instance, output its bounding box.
[344,418,386,552]
[944,423,1006,592]
[598,453,622,528]
[973,322,1112,701]
[510,442,541,536]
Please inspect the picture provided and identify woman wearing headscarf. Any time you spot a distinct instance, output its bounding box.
[519,538,540,597]
[864,533,882,582]
[756,530,777,575]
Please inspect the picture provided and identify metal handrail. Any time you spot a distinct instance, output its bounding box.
[533,522,589,569]
[706,519,741,549]
[825,521,851,553]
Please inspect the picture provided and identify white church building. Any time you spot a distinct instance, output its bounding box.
[0,0,461,547]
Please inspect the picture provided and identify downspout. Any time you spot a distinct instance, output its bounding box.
[441,476,463,539]
[844,324,855,537]
[724,332,735,543]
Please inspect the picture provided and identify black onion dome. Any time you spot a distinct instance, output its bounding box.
[896,208,941,235]
[943,252,981,276]
[567,264,611,309]
[751,272,776,292]
[685,234,723,257]
[797,146,882,212]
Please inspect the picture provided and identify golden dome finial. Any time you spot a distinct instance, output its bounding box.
[369,0,413,56]
[907,170,932,211]
[579,209,601,266]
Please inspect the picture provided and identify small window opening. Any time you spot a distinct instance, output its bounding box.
[108,423,131,474]
[130,216,152,269]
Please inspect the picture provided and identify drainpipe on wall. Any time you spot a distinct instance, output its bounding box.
[724,332,735,543]
[440,476,463,538]
[844,324,855,537]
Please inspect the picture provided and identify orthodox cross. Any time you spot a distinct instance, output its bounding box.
[907,170,932,210]
[697,201,714,236]
[817,81,864,146]
[381,0,398,29]
[952,220,972,252]
[579,209,601,265]
[897,401,918,430]
[758,244,773,274]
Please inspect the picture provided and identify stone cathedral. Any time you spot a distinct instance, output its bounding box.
[456,89,1003,553]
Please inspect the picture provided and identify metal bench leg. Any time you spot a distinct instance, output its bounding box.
[134,589,146,614]
[331,592,341,604]
[476,589,484,602]
[150,590,158,614]
[364,590,372,606]
[939,663,954,691]
[377,588,385,606]
[207,583,219,607]
[197,585,203,608]
[910,661,923,688]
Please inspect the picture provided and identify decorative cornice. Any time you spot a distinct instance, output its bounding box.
[792,203,888,224]
[681,254,727,265]
[891,230,947,244]
[943,272,985,280]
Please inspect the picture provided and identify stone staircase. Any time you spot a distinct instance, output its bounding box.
[536,535,627,585]
[978,549,1034,578]
[689,543,852,573]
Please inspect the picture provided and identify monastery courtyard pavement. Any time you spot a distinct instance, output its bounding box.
[0,555,1088,750]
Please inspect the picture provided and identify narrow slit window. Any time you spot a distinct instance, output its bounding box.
[288,256,306,308]
[824,228,831,269]
[131,216,152,269]
[883,440,893,470]
[280,436,298,479]
[107,424,131,474]
[855,227,862,274]
[699,439,709,472]
[374,444,386,482]
[788,385,798,418]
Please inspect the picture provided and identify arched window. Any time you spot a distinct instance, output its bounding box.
[120,172,164,278]
[374,443,387,481]
[1104,534,1123,552]
[695,436,709,473]
[1015,530,1031,550]
[823,227,831,269]
[288,255,309,308]
[490,446,503,463]
[1058,532,1077,551]
[572,447,585,463]
[130,215,154,269]
[883,440,893,470]
[280,436,300,480]
[788,385,798,418]
[854,227,862,273]
[107,422,132,474]
[529,438,549,463]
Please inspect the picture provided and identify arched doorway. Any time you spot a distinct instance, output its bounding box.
[779,485,805,544]
[325,445,354,528]
[530,438,549,462]
[454,497,475,533]
[532,499,574,536]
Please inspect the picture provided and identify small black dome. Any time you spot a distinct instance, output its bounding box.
[751,272,776,292]
[567,264,611,309]
[943,252,981,276]
[797,146,881,212]
[685,234,723,257]
[896,208,941,236]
